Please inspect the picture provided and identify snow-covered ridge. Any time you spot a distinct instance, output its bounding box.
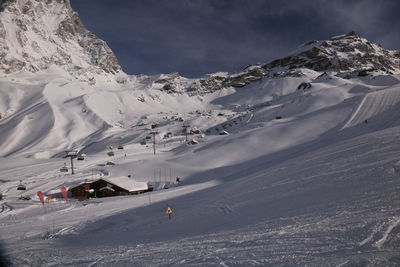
[0,0,121,80]
[160,32,400,95]
[265,31,400,75]
[1,4,400,265]
[0,0,400,161]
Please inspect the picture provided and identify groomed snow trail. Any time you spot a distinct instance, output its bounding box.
[5,125,400,266]
[2,73,400,266]
[374,217,400,249]
[342,86,400,129]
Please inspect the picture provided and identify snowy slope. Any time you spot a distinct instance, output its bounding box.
[1,1,400,265]
[0,0,120,77]
[2,68,400,265]
[2,106,400,266]
[343,84,400,129]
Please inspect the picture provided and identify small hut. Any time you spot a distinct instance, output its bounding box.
[69,176,148,200]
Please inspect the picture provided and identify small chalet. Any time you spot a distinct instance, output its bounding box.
[69,176,148,200]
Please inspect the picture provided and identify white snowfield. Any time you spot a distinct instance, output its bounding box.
[342,85,400,129]
[1,67,400,266]
[1,0,399,264]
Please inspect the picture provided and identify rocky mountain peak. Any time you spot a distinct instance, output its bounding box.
[167,32,400,95]
[264,31,400,75]
[0,0,121,79]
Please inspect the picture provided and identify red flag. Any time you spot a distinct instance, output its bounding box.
[60,186,68,201]
[37,191,45,205]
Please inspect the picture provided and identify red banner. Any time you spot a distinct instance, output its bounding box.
[37,191,45,205]
[60,186,68,201]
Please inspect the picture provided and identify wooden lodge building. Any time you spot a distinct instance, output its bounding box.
[69,176,148,200]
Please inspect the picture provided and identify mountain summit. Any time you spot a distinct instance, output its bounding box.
[265,31,400,74]
[171,31,400,94]
[0,0,121,78]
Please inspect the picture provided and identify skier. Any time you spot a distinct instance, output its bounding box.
[165,205,173,220]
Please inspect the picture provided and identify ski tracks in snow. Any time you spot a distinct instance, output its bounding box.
[219,205,234,215]
[342,94,368,129]
[358,216,400,249]
[0,202,12,214]
[374,216,400,249]
[342,87,400,129]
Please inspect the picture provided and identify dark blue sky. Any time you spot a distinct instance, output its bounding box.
[70,0,400,77]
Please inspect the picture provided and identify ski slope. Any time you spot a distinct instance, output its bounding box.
[1,70,400,265]
[2,118,400,266]
[342,86,400,129]
[1,1,400,264]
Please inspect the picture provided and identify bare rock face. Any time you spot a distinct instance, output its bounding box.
[263,32,400,75]
[0,0,121,77]
[188,65,266,95]
[182,32,400,95]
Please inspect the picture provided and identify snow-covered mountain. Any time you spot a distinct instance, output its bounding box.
[1,1,400,266]
[161,31,400,95]
[267,31,400,74]
[0,0,120,79]
[0,8,399,159]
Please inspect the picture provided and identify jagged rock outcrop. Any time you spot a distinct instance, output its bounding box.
[180,32,400,95]
[263,32,400,75]
[155,65,267,96]
[0,0,121,78]
[187,65,266,95]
